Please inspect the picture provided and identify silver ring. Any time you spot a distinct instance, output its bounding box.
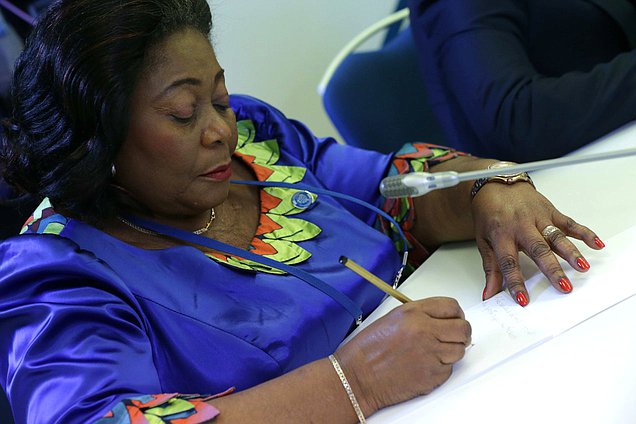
[541,225,563,240]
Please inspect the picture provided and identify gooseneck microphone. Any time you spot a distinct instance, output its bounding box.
[380,147,636,198]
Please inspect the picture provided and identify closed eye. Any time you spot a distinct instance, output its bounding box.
[171,114,195,124]
[213,103,230,112]
[170,110,196,125]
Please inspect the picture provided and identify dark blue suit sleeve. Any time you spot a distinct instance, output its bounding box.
[409,0,636,161]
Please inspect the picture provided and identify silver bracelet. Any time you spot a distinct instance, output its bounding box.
[328,354,366,424]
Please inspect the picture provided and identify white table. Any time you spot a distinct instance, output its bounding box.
[366,122,636,423]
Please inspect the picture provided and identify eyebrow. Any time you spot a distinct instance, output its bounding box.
[155,69,226,100]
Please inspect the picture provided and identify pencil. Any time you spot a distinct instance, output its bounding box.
[339,256,412,304]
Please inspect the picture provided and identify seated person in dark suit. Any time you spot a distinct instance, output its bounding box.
[408,0,636,161]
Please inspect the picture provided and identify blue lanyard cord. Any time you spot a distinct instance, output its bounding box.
[125,180,409,325]
[126,214,364,325]
[230,180,409,287]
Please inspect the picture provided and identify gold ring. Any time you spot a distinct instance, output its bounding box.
[541,225,562,240]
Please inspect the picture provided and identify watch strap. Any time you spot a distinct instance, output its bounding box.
[470,173,535,200]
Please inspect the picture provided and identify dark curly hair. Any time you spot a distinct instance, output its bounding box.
[0,0,212,226]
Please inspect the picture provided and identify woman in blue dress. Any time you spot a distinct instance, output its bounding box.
[0,0,602,422]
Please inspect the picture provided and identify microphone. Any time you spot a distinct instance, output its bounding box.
[380,147,636,198]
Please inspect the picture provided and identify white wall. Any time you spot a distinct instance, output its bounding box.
[209,0,398,141]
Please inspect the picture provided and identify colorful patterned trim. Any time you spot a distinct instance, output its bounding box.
[379,143,467,275]
[206,120,322,274]
[20,198,67,235]
[95,389,234,424]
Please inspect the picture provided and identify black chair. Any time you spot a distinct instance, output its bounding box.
[318,7,446,154]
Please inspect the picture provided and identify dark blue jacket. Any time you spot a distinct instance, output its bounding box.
[409,0,636,161]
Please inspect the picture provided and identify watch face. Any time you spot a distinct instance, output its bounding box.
[488,161,519,177]
[488,161,516,170]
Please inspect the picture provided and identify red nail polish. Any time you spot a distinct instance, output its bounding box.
[559,277,573,293]
[482,287,487,301]
[576,257,590,270]
[594,237,605,249]
[516,292,529,307]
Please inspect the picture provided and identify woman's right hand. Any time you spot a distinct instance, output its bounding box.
[335,297,471,416]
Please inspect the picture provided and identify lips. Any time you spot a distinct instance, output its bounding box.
[201,163,232,181]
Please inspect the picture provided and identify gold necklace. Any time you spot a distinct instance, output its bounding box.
[118,208,215,236]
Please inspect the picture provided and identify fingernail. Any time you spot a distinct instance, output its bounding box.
[594,237,605,248]
[482,287,487,301]
[576,257,590,270]
[516,292,529,307]
[559,277,573,293]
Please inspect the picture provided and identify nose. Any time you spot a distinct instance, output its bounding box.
[201,107,234,148]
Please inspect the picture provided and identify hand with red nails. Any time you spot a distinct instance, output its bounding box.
[470,182,602,305]
[409,157,604,307]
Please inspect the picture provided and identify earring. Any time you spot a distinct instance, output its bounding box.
[111,164,116,177]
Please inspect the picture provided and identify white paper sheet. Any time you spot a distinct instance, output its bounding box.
[365,225,636,423]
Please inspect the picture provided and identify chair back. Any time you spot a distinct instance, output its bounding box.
[319,9,446,154]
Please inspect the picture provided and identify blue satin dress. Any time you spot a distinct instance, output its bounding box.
[0,95,462,423]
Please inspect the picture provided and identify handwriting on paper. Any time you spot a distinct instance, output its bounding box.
[480,295,536,340]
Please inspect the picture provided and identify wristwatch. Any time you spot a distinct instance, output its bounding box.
[470,161,535,200]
